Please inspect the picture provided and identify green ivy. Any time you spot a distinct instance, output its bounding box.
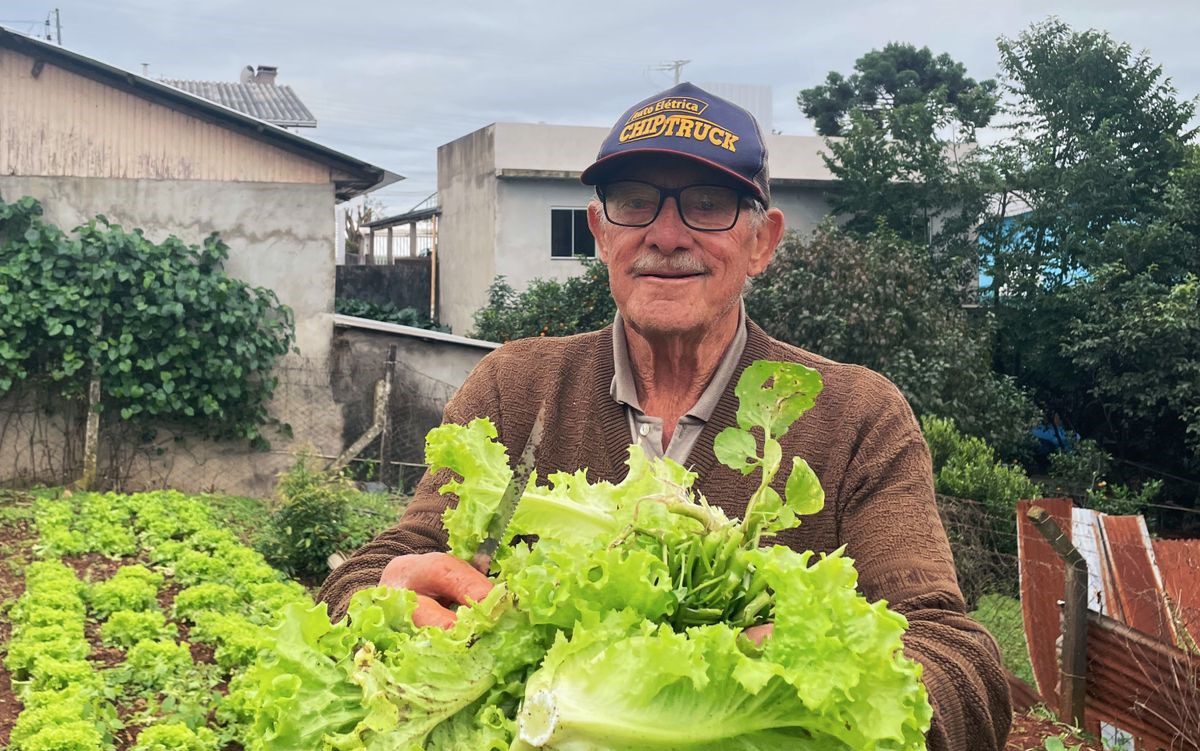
[0,195,295,447]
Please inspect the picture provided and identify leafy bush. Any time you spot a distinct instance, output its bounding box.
[469,258,616,342]
[747,226,1040,461]
[0,194,295,446]
[257,455,358,581]
[1046,437,1163,516]
[922,415,1040,556]
[335,297,445,331]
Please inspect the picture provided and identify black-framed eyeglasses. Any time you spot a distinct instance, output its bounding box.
[597,180,754,232]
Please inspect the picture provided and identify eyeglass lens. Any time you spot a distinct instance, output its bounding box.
[602,181,742,231]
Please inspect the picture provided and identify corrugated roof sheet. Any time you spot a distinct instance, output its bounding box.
[1153,538,1200,648]
[162,80,317,128]
[1019,500,1200,746]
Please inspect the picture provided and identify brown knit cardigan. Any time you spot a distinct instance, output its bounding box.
[317,320,1011,751]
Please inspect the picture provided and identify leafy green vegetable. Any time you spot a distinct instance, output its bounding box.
[242,360,931,749]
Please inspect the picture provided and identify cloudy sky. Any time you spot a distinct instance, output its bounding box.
[4,0,1198,215]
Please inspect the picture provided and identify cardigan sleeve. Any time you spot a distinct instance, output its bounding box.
[316,350,505,623]
[835,380,1011,751]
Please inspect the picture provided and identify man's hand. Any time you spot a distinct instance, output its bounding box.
[379,552,494,629]
[743,623,774,646]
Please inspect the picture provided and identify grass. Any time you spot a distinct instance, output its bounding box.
[971,592,1036,688]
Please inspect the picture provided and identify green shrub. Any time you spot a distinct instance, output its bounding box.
[1046,437,1163,516]
[921,415,1040,557]
[335,298,445,331]
[257,454,358,581]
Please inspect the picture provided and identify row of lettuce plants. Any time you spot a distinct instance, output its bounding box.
[4,490,314,750]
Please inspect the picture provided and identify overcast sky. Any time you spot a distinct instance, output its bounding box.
[4,1,1198,215]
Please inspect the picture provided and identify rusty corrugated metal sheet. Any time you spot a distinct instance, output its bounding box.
[1101,515,1177,644]
[1154,539,1200,650]
[1086,612,1200,750]
[1019,497,1075,701]
[1020,499,1200,748]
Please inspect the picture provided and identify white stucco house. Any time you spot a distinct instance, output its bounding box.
[434,122,838,336]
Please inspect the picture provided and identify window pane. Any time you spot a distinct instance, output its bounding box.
[573,210,595,257]
[551,209,572,257]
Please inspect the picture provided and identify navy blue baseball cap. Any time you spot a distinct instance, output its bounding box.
[581,82,771,205]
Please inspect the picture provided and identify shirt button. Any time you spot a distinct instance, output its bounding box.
[638,423,650,436]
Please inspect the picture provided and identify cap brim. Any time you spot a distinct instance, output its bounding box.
[580,148,767,204]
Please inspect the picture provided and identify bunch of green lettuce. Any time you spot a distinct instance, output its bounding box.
[244,361,933,750]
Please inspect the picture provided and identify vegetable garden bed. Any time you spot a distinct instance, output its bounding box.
[0,485,1104,751]
[0,488,314,750]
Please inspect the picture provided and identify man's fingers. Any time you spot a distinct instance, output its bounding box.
[742,623,775,646]
[380,552,493,607]
[412,594,457,630]
[431,554,494,605]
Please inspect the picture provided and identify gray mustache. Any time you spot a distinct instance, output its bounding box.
[630,254,708,275]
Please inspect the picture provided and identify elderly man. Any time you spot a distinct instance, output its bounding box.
[318,82,1011,751]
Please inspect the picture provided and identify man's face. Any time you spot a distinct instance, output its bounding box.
[587,154,784,339]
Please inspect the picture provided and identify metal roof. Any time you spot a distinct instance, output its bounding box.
[162,79,317,128]
[363,205,440,230]
[0,28,400,201]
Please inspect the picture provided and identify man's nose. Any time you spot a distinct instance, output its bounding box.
[644,195,691,250]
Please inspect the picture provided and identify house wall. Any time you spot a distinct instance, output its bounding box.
[0,176,336,361]
[436,126,498,337]
[330,326,493,486]
[0,47,330,184]
[495,177,596,290]
[336,261,432,314]
[0,175,343,497]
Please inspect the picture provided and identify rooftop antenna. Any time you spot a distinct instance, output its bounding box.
[653,59,690,85]
[43,8,60,45]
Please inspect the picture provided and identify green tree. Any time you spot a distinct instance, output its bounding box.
[0,195,295,446]
[983,21,1198,507]
[470,258,615,343]
[1064,267,1200,468]
[799,43,998,139]
[987,18,1197,297]
[746,226,1039,460]
[800,44,999,258]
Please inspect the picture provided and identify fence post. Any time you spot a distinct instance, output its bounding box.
[1027,505,1089,728]
[378,345,397,486]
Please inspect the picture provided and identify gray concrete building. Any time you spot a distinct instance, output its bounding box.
[435,122,837,336]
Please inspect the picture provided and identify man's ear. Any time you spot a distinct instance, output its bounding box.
[747,207,785,276]
[587,200,611,264]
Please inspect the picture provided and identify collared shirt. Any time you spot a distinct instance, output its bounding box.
[609,301,748,464]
